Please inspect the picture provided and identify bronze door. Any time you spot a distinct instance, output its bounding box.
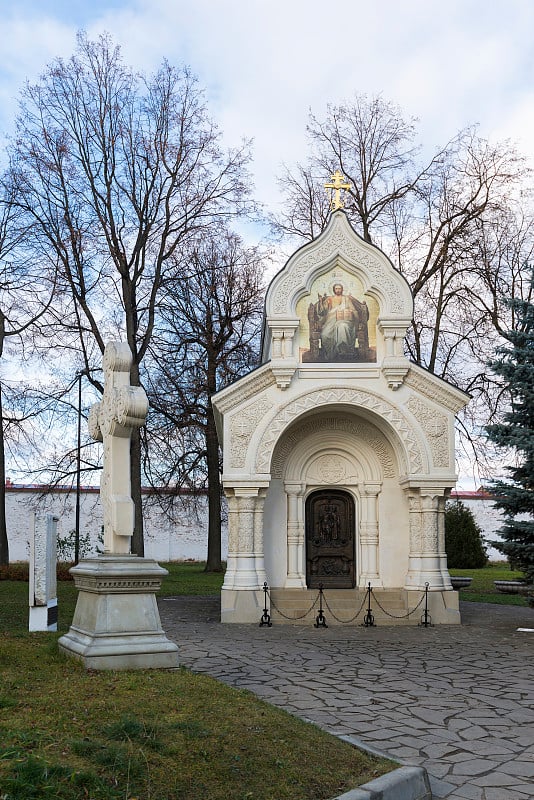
[305,490,355,589]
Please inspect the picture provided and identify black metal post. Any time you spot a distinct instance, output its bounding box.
[314,583,328,628]
[419,582,433,627]
[259,582,272,627]
[362,581,376,627]
[74,371,82,565]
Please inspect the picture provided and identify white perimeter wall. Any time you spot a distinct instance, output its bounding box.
[6,487,228,563]
[5,487,505,564]
[453,496,505,561]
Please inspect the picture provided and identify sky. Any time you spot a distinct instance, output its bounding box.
[1,0,534,221]
[1,0,532,489]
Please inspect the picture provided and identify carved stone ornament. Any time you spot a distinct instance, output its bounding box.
[229,397,272,469]
[271,416,395,479]
[315,454,347,483]
[256,387,425,475]
[406,396,450,468]
[408,493,423,553]
[404,368,469,414]
[214,363,276,414]
[268,212,413,320]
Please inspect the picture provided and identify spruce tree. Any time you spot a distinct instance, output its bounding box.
[486,271,534,583]
[445,500,488,569]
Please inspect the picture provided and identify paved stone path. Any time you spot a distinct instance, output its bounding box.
[159,598,534,800]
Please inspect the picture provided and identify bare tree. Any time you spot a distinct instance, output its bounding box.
[274,94,421,244]
[8,32,255,555]
[272,95,530,477]
[145,226,266,571]
[0,177,58,565]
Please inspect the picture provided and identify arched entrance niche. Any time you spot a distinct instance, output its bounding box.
[265,409,405,591]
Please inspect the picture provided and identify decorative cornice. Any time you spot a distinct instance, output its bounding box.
[212,364,276,414]
[404,367,469,413]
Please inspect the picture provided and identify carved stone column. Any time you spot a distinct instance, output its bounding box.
[222,488,260,589]
[282,327,295,359]
[284,482,306,588]
[405,490,423,588]
[221,484,270,623]
[404,487,450,589]
[383,329,395,358]
[253,488,268,586]
[358,482,382,587]
[272,329,283,359]
[437,494,452,589]
[223,491,240,589]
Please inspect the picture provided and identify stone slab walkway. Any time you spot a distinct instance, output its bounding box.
[158,599,534,800]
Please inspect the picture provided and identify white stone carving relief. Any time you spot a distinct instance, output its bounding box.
[256,388,425,475]
[270,223,407,317]
[230,398,272,468]
[408,493,423,553]
[315,454,347,483]
[422,517,439,551]
[404,370,467,414]
[270,416,395,479]
[407,396,450,468]
[238,496,256,552]
[216,368,275,414]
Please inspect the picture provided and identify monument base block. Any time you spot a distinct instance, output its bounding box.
[58,555,179,670]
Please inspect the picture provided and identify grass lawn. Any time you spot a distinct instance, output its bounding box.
[451,562,530,606]
[0,562,392,800]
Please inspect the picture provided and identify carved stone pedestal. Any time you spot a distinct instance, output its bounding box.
[58,556,179,670]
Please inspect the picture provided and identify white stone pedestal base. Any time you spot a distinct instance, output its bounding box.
[58,555,179,670]
[221,588,265,623]
[29,598,58,632]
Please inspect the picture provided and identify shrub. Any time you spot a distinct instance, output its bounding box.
[445,499,488,569]
[0,562,73,581]
[56,528,94,561]
[0,563,30,581]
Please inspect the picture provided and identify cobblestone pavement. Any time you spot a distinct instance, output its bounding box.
[158,598,534,800]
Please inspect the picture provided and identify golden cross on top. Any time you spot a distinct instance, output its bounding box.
[325,170,351,210]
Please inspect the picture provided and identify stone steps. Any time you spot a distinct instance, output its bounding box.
[269,588,425,626]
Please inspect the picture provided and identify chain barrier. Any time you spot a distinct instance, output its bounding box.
[419,583,433,627]
[371,586,427,620]
[261,582,321,623]
[322,586,369,624]
[314,585,328,627]
[259,581,432,627]
[259,582,272,627]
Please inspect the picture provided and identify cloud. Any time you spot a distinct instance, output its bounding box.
[2,0,534,205]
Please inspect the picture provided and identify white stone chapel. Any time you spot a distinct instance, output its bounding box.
[212,201,469,625]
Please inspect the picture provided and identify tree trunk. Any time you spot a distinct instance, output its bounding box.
[204,405,222,572]
[0,383,9,566]
[130,427,144,557]
[128,357,145,558]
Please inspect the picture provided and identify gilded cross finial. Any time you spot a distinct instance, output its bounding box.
[324,170,351,210]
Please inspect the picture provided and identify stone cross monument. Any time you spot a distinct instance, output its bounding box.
[88,341,148,554]
[59,341,179,670]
